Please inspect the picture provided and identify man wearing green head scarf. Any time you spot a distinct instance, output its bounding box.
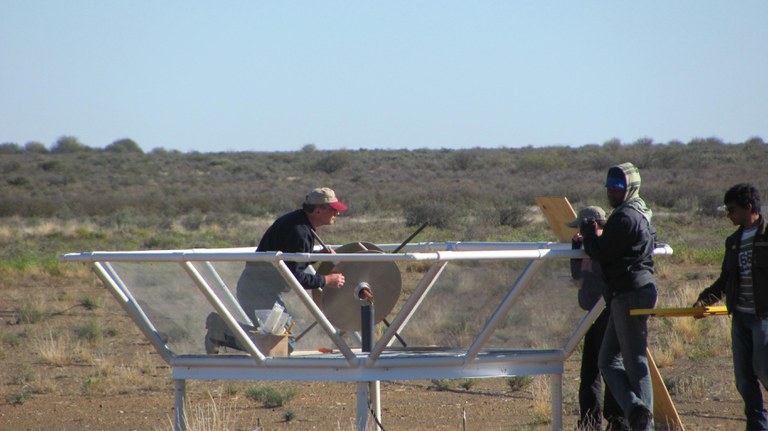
[580,162,657,431]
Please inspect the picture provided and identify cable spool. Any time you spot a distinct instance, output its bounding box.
[316,242,402,332]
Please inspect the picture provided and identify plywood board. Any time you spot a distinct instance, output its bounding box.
[535,196,578,242]
[648,349,685,430]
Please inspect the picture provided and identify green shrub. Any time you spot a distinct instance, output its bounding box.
[17,303,45,324]
[75,321,103,343]
[429,379,451,391]
[506,375,533,392]
[245,385,296,408]
[80,297,100,311]
[460,379,475,391]
[2,330,20,347]
[402,201,459,229]
[75,320,115,343]
[317,151,351,174]
[5,391,31,405]
[284,410,297,422]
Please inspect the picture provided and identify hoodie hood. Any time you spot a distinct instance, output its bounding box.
[608,162,653,223]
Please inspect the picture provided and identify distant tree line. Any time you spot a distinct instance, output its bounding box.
[0,136,765,230]
[0,136,146,155]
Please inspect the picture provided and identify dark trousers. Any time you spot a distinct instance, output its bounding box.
[579,308,628,430]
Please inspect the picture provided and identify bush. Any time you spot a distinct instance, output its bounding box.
[17,303,45,324]
[317,151,351,174]
[429,379,451,391]
[497,202,529,228]
[105,138,143,153]
[245,385,296,407]
[5,391,31,405]
[506,375,533,392]
[402,200,460,229]
[75,321,104,343]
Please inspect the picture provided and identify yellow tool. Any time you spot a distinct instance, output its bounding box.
[630,306,728,317]
[284,321,296,335]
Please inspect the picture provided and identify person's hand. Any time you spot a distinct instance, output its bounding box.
[571,233,583,249]
[358,287,374,304]
[692,299,706,319]
[324,272,345,288]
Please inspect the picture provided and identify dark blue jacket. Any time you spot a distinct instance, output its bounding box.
[256,209,326,289]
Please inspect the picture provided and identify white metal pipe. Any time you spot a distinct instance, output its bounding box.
[182,262,267,364]
[168,348,565,369]
[563,297,605,358]
[274,260,358,365]
[93,262,174,363]
[200,261,253,325]
[384,261,447,348]
[372,381,381,431]
[368,262,448,364]
[60,243,672,263]
[464,259,546,363]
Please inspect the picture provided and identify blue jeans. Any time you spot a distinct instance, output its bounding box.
[732,311,768,430]
[599,285,657,418]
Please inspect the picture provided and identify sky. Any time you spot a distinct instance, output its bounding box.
[1,1,766,153]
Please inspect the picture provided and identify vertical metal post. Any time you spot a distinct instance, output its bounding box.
[371,380,381,431]
[361,304,374,352]
[174,379,187,431]
[356,383,369,431]
[550,374,563,431]
[358,293,380,430]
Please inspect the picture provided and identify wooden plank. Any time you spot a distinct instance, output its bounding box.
[535,196,578,242]
[631,306,728,318]
[647,349,685,430]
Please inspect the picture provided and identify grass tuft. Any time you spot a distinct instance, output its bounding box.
[245,385,296,408]
[506,375,533,392]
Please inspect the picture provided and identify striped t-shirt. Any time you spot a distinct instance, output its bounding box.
[736,226,758,314]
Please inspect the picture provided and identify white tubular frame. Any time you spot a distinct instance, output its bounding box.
[61,241,673,431]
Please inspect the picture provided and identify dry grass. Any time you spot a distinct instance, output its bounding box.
[34,328,92,367]
[85,352,163,395]
[155,392,242,431]
[530,375,552,424]
[652,280,730,367]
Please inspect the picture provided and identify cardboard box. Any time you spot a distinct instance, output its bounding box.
[248,332,289,357]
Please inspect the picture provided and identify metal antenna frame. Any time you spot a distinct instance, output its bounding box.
[61,242,674,431]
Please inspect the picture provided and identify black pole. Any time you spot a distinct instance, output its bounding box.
[392,222,428,253]
[361,303,374,352]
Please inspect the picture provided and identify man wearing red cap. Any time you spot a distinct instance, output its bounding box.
[205,187,348,353]
[238,186,347,316]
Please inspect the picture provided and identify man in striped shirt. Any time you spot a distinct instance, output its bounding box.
[695,183,768,431]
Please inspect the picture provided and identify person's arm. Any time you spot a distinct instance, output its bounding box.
[581,213,634,264]
[570,233,584,280]
[693,239,730,307]
[280,225,328,289]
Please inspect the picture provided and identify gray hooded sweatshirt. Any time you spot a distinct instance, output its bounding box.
[582,162,657,297]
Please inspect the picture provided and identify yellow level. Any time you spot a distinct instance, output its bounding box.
[630,306,729,317]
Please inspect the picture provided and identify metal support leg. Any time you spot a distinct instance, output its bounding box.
[550,374,562,431]
[356,382,369,431]
[358,295,380,430]
[174,379,187,431]
[371,380,381,431]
